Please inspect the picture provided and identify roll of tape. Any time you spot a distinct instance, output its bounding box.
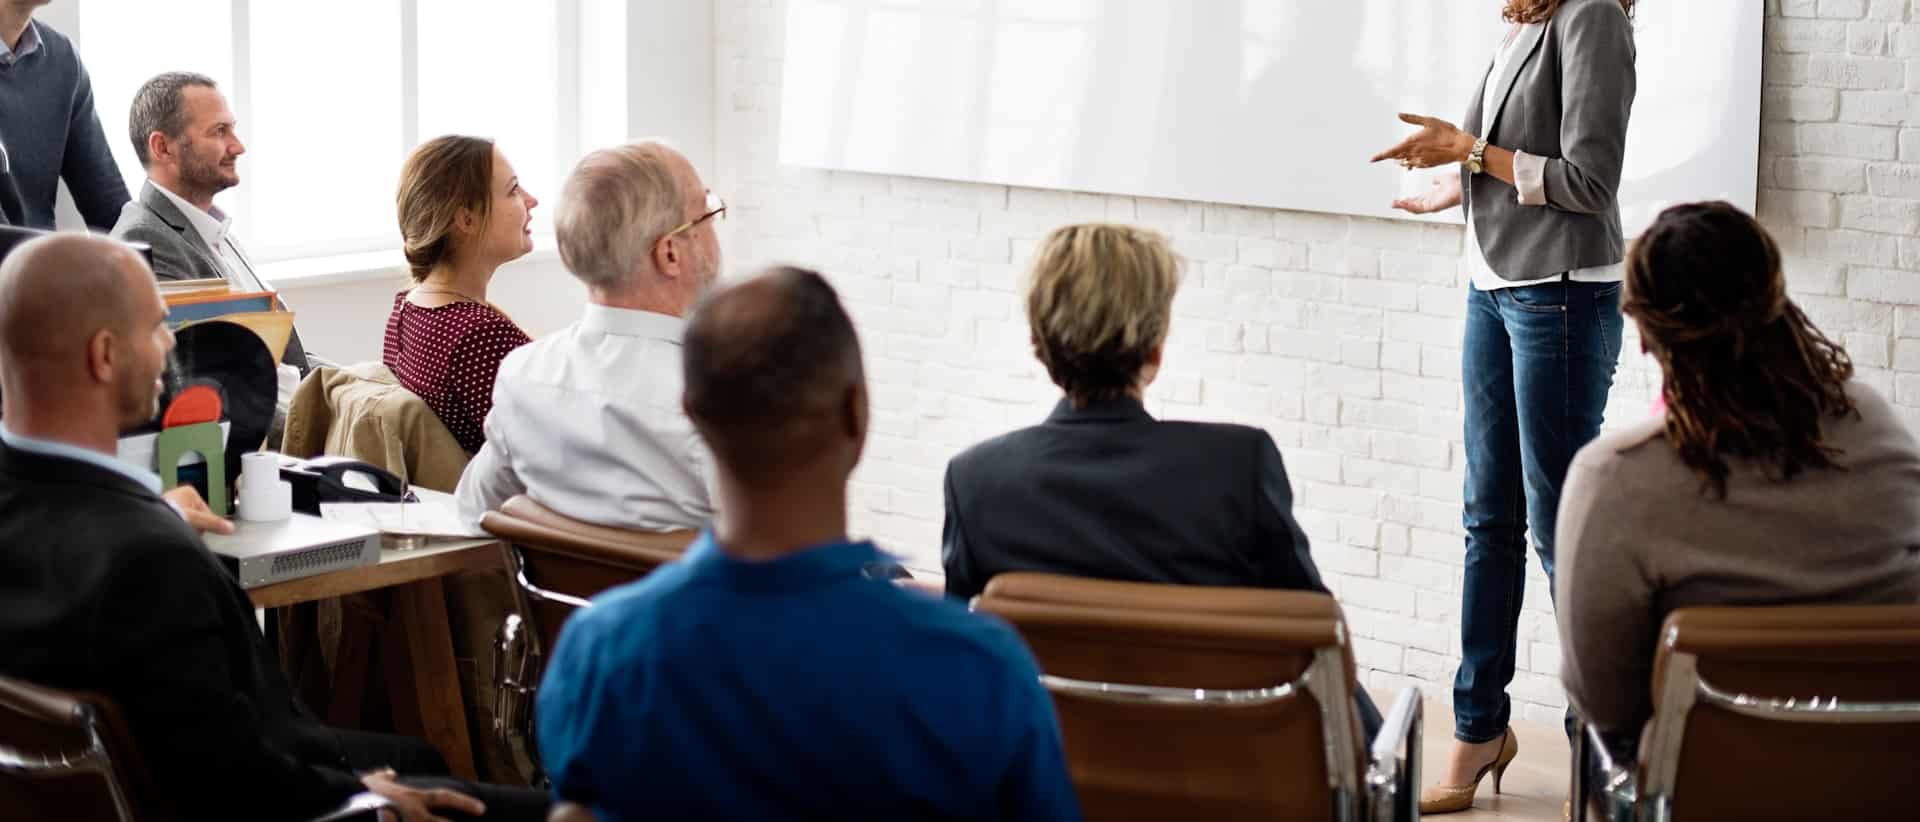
[239,478,293,522]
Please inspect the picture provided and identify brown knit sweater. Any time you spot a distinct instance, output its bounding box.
[1555,381,1920,733]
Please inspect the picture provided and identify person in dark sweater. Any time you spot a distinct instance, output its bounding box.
[0,233,548,822]
[0,2,129,229]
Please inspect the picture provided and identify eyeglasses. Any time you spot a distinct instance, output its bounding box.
[665,191,727,239]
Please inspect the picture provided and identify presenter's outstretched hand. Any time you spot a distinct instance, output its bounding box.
[1392,174,1463,215]
[1372,113,1475,170]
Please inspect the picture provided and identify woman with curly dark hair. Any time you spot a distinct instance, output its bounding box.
[1556,201,1920,742]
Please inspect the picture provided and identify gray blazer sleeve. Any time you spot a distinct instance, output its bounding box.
[116,219,203,282]
[1541,0,1636,215]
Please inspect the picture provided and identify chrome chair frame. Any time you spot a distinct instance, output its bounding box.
[1571,648,1920,822]
[0,698,137,821]
[491,543,598,788]
[0,679,391,821]
[1038,644,1423,822]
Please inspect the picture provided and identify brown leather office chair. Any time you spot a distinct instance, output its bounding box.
[0,674,388,822]
[1572,604,1920,821]
[478,494,698,785]
[974,573,1420,822]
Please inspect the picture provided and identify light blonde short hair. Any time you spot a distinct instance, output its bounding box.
[555,142,686,289]
[1025,223,1181,404]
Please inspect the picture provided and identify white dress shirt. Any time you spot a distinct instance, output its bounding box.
[153,184,302,406]
[0,20,41,66]
[455,304,716,532]
[1465,23,1623,291]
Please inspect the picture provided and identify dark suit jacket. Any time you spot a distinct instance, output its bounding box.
[941,397,1327,600]
[0,441,362,820]
[112,181,311,374]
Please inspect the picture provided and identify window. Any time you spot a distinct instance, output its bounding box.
[77,0,629,263]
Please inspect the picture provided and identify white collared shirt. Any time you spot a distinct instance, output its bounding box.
[153,184,263,292]
[0,20,41,66]
[455,304,716,532]
[1465,23,1623,291]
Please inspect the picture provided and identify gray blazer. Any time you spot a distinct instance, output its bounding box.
[1462,0,1636,281]
[113,181,230,283]
[112,180,310,371]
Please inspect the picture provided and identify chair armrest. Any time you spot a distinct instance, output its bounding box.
[307,792,392,822]
[1570,715,1636,822]
[1365,687,1422,822]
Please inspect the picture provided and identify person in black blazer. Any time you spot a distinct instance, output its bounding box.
[943,223,1325,600]
[942,398,1324,599]
[0,233,545,822]
[942,223,1379,734]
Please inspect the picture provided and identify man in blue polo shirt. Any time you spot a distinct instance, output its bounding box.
[536,266,1081,821]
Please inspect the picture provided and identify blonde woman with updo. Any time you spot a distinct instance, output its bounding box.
[383,135,539,453]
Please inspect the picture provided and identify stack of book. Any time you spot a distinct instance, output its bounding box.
[160,279,295,364]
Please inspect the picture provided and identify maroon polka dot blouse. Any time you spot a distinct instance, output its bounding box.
[382,291,531,454]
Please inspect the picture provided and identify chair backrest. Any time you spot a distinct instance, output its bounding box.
[974,573,1368,822]
[479,495,698,659]
[284,363,469,492]
[1641,604,1920,820]
[0,675,151,822]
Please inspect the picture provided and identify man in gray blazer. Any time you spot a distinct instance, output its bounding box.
[111,71,311,376]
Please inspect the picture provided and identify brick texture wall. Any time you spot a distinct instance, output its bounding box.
[713,0,1920,721]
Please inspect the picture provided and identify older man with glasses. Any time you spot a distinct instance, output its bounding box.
[454,141,725,532]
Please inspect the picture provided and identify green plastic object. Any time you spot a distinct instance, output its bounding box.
[156,421,228,516]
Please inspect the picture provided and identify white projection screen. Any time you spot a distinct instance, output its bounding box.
[778,1,1762,232]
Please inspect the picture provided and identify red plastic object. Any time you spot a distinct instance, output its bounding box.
[162,384,223,429]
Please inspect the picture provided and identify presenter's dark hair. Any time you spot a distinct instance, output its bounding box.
[1624,201,1857,499]
[1503,0,1634,24]
[396,135,497,282]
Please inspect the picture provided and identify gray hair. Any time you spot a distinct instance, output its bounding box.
[128,72,218,167]
[555,142,687,290]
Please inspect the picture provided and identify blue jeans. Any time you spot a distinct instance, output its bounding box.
[1453,278,1623,743]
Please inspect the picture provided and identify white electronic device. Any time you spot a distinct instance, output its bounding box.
[201,512,381,589]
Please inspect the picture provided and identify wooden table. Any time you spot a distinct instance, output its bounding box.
[249,535,502,781]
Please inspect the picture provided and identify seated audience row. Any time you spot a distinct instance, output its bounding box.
[4,14,1915,811]
[535,266,1080,820]
[0,235,549,821]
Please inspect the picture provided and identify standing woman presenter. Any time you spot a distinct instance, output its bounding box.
[1371,0,1634,813]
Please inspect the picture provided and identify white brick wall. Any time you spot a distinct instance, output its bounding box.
[713,0,1920,719]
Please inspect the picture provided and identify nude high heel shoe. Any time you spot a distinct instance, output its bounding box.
[1419,726,1520,815]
